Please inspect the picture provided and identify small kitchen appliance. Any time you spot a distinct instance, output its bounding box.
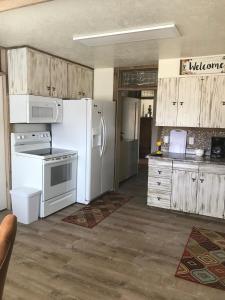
[211,137,225,158]
[10,95,63,123]
[169,129,187,154]
[11,131,77,217]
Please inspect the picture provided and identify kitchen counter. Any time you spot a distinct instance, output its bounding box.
[147,153,225,165]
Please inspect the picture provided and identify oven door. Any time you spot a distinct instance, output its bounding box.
[43,154,77,201]
[28,97,63,123]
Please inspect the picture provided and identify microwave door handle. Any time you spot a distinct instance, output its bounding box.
[54,101,59,122]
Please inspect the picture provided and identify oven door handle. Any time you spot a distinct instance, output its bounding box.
[44,155,77,165]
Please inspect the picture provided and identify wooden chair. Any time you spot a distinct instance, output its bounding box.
[0,214,17,300]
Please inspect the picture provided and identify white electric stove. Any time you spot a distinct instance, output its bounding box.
[11,131,78,217]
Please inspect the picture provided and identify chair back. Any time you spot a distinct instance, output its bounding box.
[0,214,17,300]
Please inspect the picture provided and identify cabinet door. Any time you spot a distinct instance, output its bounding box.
[81,68,93,98]
[156,78,178,126]
[197,173,225,218]
[67,64,83,99]
[27,49,51,97]
[177,76,202,127]
[200,75,225,128]
[171,170,198,213]
[50,57,68,98]
[8,48,28,94]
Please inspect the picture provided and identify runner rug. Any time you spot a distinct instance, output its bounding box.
[175,227,225,292]
[62,192,130,228]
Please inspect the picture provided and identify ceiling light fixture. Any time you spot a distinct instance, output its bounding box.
[73,23,180,46]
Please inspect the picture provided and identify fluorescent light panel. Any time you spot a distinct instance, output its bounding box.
[73,23,180,46]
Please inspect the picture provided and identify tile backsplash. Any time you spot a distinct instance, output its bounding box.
[161,127,225,155]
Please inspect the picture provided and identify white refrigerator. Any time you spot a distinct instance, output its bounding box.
[51,99,115,204]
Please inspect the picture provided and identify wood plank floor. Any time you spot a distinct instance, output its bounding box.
[2,164,225,299]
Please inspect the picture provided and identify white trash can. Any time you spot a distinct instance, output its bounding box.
[10,187,41,224]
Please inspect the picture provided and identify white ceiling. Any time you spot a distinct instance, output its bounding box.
[0,0,225,68]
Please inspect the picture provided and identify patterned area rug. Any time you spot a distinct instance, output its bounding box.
[175,227,225,291]
[62,192,130,228]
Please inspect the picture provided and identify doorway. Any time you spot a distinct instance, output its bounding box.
[113,66,160,190]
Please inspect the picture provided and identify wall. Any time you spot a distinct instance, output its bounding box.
[94,68,114,101]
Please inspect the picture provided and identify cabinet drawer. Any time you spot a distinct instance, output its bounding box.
[148,166,172,178]
[173,161,199,172]
[148,158,172,168]
[148,177,171,193]
[147,193,171,209]
[199,164,225,175]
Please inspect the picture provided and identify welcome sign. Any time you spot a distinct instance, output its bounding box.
[180,56,225,75]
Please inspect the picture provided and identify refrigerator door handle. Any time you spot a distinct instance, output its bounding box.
[102,117,107,155]
[100,117,105,157]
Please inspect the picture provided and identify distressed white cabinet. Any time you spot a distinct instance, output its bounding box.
[156,78,178,126]
[8,48,51,96]
[81,67,93,98]
[156,76,202,127]
[171,169,198,213]
[156,75,225,128]
[196,165,225,218]
[200,75,225,128]
[8,48,68,98]
[68,63,93,99]
[50,57,68,98]
[176,77,202,127]
[148,158,225,219]
[147,159,172,209]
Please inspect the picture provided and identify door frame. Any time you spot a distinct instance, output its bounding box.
[113,66,158,190]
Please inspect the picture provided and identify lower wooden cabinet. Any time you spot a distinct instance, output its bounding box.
[196,172,225,219]
[147,158,225,219]
[171,169,198,213]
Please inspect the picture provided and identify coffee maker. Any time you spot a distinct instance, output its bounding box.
[211,137,225,158]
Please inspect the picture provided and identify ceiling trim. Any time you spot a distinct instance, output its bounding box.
[0,0,52,12]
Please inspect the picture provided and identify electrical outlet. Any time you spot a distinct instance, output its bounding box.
[188,137,194,145]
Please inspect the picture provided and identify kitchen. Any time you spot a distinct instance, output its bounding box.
[0,1,225,299]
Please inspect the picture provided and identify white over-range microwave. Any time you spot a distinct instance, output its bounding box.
[10,95,63,123]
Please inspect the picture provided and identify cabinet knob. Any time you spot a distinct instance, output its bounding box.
[172,101,177,106]
[158,170,162,174]
[192,178,196,182]
[222,101,225,105]
[78,91,82,95]
[157,197,161,201]
[47,86,51,90]
[200,178,204,183]
[157,182,161,185]
[180,101,184,106]
[52,87,56,91]
[82,92,85,96]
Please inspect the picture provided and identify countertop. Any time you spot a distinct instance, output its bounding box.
[147,153,225,165]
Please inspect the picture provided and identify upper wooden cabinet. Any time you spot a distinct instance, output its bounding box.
[200,75,225,128]
[156,75,225,128]
[50,57,68,98]
[8,48,51,96]
[8,47,93,99]
[68,63,93,99]
[156,76,202,127]
[156,78,178,126]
